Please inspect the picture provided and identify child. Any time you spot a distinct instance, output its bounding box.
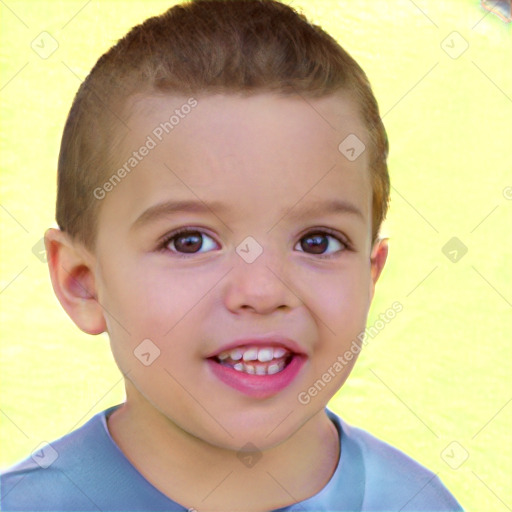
[0,1,462,510]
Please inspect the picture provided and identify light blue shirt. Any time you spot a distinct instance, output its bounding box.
[0,404,462,511]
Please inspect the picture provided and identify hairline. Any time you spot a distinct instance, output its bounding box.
[84,87,377,250]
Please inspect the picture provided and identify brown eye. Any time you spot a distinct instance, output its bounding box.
[301,234,328,254]
[296,232,346,256]
[165,230,217,254]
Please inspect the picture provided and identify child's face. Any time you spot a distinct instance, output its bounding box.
[88,93,386,449]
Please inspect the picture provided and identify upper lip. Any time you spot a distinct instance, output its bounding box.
[206,335,307,359]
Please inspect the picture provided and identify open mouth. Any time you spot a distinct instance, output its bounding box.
[206,343,306,398]
[211,345,294,375]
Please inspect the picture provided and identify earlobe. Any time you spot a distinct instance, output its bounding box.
[44,228,106,335]
[369,237,389,300]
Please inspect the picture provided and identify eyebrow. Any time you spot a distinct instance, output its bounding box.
[283,198,365,222]
[131,199,228,231]
[131,198,364,231]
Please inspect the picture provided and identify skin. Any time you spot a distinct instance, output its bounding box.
[45,93,388,512]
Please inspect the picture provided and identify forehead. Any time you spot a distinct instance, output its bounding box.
[98,92,372,236]
[125,91,367,150]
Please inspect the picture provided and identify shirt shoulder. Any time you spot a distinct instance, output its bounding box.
[330,410,464,511]
[0,405,182,511]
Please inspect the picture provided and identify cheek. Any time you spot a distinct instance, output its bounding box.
[134,265,224,332]
[299,260,372,328]
[303,261,372,375]
[101,269,203,390]
[98,255,211,332]
[99,260,222,376]
[300,266,372,404]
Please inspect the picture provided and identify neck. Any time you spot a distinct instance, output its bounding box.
[107,384,340,512]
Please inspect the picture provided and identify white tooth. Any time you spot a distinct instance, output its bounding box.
[230,348,243,360]
[218,351,230,360]
[258,348,274,362]
[255,365,267,375]
[243,348,258,361]
[267,363,281,375]
[233,363,244,372]
[273,347,287,358]
[244,364,256,374]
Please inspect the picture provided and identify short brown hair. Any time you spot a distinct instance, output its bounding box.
[56,0,389,251]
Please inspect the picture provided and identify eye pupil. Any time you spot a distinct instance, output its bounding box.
[174,232,202,253]
[301,234,328,254]
[165,230,343,257]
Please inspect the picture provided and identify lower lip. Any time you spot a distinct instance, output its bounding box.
[206,355,306,399]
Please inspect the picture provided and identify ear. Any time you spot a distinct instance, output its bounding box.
[44,228,106,335]
[369,237,389,302]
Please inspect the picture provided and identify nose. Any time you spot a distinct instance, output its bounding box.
[223,246,302,315]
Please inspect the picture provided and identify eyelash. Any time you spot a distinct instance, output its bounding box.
[157,227,352,259]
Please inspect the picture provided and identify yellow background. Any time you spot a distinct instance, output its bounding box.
[1,1,511,510]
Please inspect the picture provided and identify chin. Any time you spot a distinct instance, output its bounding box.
[182,400,325,453]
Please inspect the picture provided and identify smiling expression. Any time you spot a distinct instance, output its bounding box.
[89,92,384,450]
